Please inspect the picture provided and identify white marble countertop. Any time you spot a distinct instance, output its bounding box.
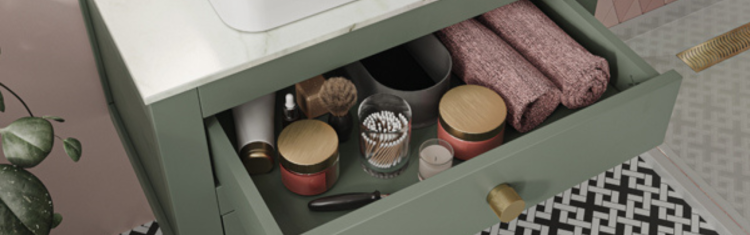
[94,0,436,105]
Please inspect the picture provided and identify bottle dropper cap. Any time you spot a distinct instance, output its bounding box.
[285,93,296,110]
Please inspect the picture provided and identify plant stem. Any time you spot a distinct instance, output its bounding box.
[0,82,33,117]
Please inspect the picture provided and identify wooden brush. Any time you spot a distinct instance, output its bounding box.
[319,77,357,117]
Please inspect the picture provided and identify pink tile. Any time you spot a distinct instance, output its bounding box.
[640,0,665,13]
[595,0,615,23]
[601,8,620,27]
[618,0,642,22]
[613,0,636,22]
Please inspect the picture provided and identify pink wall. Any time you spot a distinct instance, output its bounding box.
[0,0,154,234]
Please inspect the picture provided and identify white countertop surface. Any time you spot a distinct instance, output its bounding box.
[94,0,436,105]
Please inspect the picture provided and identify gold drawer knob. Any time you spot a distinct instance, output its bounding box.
[486,184,525,222]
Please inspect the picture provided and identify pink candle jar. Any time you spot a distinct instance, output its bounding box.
[438,85,507,160]
[278,120,340,196]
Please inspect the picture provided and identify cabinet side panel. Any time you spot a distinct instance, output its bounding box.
[78,0,112,104]
[85,1,223,234]
[83,1,176,234]
[107,104,175,235]
[149,92,224,235]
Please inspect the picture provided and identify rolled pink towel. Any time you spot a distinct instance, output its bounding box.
[478,0,610,109]
[435,19,561,133]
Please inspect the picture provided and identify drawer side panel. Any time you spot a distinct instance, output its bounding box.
[206,117,283,235]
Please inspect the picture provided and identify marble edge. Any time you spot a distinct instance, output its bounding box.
[136,0,436,105]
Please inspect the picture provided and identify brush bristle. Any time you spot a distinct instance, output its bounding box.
[320,77,357,116]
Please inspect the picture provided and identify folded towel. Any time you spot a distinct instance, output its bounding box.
[479,0,610,109]
[436,19,561,133]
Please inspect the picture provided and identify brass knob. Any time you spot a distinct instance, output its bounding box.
[486,184,525,222]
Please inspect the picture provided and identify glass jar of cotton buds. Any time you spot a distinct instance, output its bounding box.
[358,93,412,178]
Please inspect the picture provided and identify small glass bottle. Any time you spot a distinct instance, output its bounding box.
[282,93,300,127]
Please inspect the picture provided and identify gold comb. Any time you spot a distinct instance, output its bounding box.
[677,22,750,72]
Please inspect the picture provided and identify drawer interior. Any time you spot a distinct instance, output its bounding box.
[207,0,667,234]
[213,87,621,234]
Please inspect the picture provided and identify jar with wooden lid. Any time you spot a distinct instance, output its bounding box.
[278,120,340,196]
[438,85,507,160]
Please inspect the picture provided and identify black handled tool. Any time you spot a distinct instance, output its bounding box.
[308,191,388,211]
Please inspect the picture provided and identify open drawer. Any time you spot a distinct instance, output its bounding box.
[205,0,682,234]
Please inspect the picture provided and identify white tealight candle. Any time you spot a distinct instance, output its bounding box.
[419,140,454,180]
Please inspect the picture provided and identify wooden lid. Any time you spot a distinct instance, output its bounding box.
[278,120,339,173]
[439,85,507,141]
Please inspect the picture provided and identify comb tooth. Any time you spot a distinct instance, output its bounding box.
[678,22,750,72]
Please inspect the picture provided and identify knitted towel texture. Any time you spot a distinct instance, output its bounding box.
[436,19,561,133]
[479,0,610,109]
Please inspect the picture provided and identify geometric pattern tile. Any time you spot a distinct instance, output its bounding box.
[640,0,665,13]
[619,0,750,221]
[595,0,620,27]
[120,221,161,235]
[617,0,644,23]
[477,157,720,235]
[596,0,678,28]
[608,0,723,40]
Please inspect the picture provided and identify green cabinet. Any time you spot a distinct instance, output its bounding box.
[81,0,681,234]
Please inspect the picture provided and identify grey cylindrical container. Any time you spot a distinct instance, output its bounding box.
[233,93,276,175]
[344,34,452,129]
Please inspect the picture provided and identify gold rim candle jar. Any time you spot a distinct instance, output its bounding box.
[438,85,507,160]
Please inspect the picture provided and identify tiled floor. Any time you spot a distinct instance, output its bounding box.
[476,156,720,235]
[612,0,750,224]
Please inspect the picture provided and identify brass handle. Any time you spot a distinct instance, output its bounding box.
[486,184,525,222]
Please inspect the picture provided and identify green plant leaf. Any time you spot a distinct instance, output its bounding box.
[62,138,81,162]
[0,90,5,112]
[0,117,54,168]
[51,213,62,229]
[40,116,64,123]
[0,200,34,235]
[0,164,54,235]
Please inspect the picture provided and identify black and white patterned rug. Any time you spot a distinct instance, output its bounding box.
[121,221,160,235]
[477,157,719,235]
[121,156,720,235]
